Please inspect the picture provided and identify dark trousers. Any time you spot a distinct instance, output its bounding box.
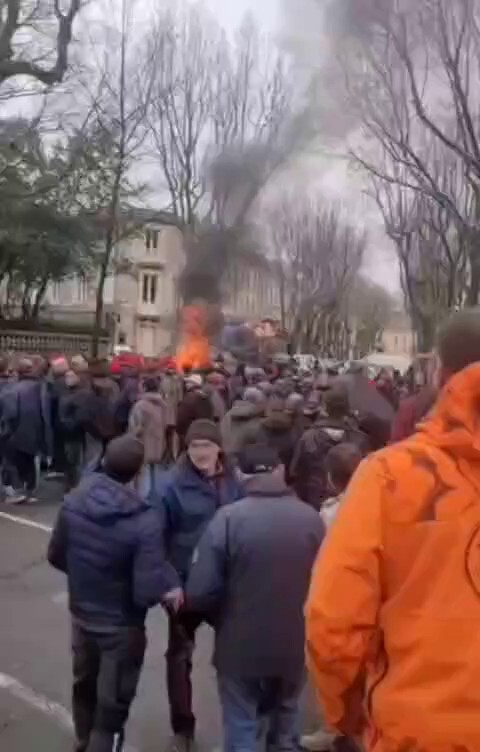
[64,440,85,491]
[9,449,37,493]
[166,612,200,737]
[72,622,146,752]
[217,674,304,752]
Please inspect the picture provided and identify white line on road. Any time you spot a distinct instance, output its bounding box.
[0,672,139,752]
[0,510,52,533]
[0,672,73,732]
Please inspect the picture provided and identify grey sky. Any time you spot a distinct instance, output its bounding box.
[204,0,279,34]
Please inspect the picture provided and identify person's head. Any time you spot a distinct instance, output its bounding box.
[71,354,89,374]
[285,392,304,416]
[237,442,284,481]
[186,419,222,475]
[65,369,80,389]
[50,356,69,379]
[325,386,350,420]
[32,354,48,378]
[143,376,160,394]
[17,357,34,378]
[243,386,266,413]
[325,442,363,496]
[303,390,321,420]
[437,309,480,388]
[185,373,203,392]
[103,435,144,484]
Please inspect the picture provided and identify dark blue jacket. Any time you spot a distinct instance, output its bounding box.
[1,376,51,457]
[48,473,179,629]
[186,474,325,678]
[151,455,243,581]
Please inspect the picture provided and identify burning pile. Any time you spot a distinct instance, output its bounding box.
[176,303,212,372]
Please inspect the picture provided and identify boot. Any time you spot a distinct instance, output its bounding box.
[86,730,124,752]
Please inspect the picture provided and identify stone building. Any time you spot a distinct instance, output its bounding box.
[44,210,281,356]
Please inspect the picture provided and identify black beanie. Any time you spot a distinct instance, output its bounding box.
[104,435,144,483]
[186,419,222,448]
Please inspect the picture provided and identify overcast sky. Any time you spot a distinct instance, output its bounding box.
[204,0,279,34]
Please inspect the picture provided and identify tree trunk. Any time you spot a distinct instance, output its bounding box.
[31,278,48,321]
[467,248,480,306]
[92,228,114,358]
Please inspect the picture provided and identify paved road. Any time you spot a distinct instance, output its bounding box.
[0,482,318,751]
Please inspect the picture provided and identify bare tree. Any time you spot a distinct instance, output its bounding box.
[78,0,154,354]
[147,7,301,231]
[265,193,365,354]
[336,0,480,341]
[0,0,84,87]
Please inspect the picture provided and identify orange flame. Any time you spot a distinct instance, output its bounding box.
[176,304,212,372]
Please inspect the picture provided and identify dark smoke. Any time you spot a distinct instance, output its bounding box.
[179,141,278,307]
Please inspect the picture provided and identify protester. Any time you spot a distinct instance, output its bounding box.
[186,443,324,752]
[59,369,89,491]
[129,376,168,498]
[47,434,180,752]
[306,309,480,751]
[258,395,299,475]
[390,383,437,442]
[220,386,266,458]
[176,375,215,452]
[152,419,243,752]
[291,387,369,509]
[46,356,69,479]
[2,357,51,504]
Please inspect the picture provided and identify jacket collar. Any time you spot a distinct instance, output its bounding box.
[242,473,290,497]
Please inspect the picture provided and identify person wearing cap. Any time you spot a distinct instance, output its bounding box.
[47,435,180,752]
[152,419,243,752]
[186,443,324,752]
[176,374,215,454]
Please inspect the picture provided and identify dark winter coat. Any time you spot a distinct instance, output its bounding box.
[47,473,179,629]
[258,413,299,478]
[2,376,51,457]
[176,390,215,441]
[85,377,121,443]
[59,386,91,442]
[220,400,264,456]
[151,454,243,581]
[186,473,324,679]
[290,417,370,509]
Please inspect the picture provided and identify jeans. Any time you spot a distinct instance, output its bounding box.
[72,623,146,752]
[217,674,304,752]
[166,612,201,737]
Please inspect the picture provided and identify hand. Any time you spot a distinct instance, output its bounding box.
[163,588,184,613]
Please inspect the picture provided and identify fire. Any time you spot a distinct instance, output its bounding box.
[176,303,212,372]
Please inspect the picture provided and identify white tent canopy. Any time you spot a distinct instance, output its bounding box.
[360,353,412,373]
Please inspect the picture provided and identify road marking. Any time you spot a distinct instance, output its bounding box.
[0,672,73,731]
[0,672,139,752]
[0,511,52,533]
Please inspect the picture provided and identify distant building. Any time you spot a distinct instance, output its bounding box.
[44,210,281,356]
[381,310,417,357]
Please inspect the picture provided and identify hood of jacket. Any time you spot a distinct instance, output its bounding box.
[230,400,262,421]
[66,473,146,523]
[419,364,480,470]
[138,392,166,409]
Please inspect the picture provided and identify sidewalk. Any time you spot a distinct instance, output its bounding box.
[0,688,72,752]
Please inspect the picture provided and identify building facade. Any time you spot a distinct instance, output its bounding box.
[44,211,281,356]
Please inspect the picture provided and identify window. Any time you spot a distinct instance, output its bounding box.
[141,274,158,304]
[145,228,159,252]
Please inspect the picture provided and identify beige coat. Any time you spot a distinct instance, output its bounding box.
[129,392,167,464]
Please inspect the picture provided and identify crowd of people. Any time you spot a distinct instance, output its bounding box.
[4,309,479,752]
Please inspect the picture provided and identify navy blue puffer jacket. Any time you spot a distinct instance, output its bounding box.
[48,473,179,629]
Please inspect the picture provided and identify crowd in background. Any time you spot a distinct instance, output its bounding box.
[0,341,447,752]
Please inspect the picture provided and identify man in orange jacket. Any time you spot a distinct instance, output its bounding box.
[306,309,480,752]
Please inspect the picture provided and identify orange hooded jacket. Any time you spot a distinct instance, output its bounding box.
[305,364,480,752]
